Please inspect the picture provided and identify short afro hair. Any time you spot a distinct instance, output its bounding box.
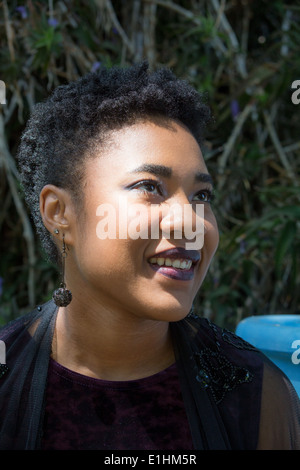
[17,61,212,265]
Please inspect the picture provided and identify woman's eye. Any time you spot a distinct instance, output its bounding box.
[132,180,162,195]
[193,189,214,203]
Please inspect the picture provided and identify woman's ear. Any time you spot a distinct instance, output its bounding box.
[40,185,75,245]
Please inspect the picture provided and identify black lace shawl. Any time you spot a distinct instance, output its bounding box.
[0,300,300,450]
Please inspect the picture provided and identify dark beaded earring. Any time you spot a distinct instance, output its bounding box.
[52,233,72,307]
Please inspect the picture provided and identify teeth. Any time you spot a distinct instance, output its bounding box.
[149,257,193,270]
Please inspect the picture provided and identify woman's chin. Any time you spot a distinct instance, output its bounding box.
[138,301,192,323]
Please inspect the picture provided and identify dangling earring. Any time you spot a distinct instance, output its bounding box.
[52,232,72,307]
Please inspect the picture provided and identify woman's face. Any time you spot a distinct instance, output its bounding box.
[71,119,219,322]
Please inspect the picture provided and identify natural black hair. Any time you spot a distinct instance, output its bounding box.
[17,61,211,265]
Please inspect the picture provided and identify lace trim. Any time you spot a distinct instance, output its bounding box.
[221,328,257,351]
[194,348,253,404]
[190,316,255,404]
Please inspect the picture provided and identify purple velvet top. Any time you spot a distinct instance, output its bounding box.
[41,358,194,450]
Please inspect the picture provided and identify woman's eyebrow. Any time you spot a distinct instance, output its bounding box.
[195,172,214,186]
[128,164,172,178]
[128,163,214,185]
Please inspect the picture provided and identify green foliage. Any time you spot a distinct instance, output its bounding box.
[29,18,63,71]
[0,0,299,329]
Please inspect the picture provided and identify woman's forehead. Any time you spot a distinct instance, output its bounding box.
[87,120,208,178]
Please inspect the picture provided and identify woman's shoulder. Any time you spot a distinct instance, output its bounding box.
[171,313,264,408]
[0,311,32,343]
[184,313,300,398]
[184,314,263,401]
[180,314,300,449]
[183,313,260,361]
[0,300,57,344]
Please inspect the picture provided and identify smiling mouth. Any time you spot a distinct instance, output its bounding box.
[147,247,200,281]
[149,257,193,270]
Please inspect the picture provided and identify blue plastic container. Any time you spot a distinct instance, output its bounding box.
[236,315,300,397]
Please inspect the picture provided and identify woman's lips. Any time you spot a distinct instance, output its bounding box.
[147,247,200,281]
[148,262,196,281]
[148,247,201,263]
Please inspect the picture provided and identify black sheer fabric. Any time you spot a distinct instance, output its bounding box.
[170,318,231,449]
[0,300,299,450]
[0,302,57,449]
[171,314,300,450]
[257,357,300,449]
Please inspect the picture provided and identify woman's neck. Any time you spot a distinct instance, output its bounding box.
[52,295,175,381]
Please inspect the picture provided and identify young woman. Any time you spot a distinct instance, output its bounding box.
[0,62,299,450]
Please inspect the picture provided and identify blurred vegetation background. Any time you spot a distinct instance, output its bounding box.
[0,0,299,330]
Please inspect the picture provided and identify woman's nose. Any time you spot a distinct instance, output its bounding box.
[160,196,205,249]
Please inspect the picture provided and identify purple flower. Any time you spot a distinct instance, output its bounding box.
[239,240,247,254]
[48,18,59,27]
[230,100,240,120]
[16,6,27,19]
[91,61,101,72]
